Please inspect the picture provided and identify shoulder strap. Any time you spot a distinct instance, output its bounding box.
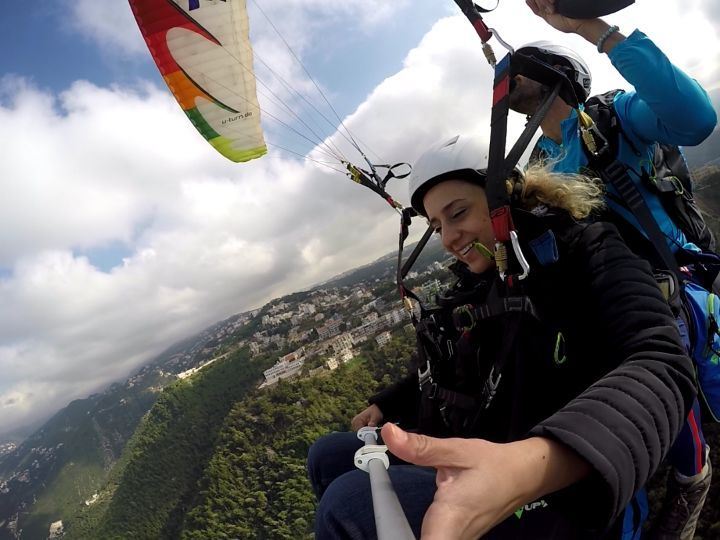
[584,90,625,153]
[581,94,683,279]
[599,161,682,276]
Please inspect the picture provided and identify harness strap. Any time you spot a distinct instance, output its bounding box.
[417,289,541,431]
[453,295,539,332]
[434,386,477,410]
[599,159,683,278]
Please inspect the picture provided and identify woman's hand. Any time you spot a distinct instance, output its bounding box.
[381,423,592,540]
[350,404,384,431]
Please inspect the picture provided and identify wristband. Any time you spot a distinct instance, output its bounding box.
[596,25,620,53]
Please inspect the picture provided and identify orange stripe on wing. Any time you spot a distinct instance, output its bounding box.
[164,71,212,110]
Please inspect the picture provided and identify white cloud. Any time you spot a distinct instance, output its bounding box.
[61,0,412,56]
[60,0,146,55]
[1,0,718,434]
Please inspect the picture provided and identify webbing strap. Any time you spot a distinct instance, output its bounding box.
[503,82,562,174]
[435,386,477,410]
[453,0,493,41]
[453,295,538,331]
[486,54,512,220]
[601,160,682,278]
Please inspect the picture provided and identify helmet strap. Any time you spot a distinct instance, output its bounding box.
[473,241,496,260]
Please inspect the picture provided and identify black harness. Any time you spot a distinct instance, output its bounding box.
[412,210,567,436]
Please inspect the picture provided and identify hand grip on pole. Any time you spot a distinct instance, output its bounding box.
[354,444,390,472]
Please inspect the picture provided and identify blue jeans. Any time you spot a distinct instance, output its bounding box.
[307,431,436,539]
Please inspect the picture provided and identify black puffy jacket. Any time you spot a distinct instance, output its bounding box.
[370,212,696,537]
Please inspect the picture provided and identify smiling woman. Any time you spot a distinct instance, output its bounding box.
[308,134,696,539]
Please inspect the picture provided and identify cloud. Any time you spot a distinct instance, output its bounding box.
[1,0,718,435]
[60,0,146,55]
[60,0,412,65]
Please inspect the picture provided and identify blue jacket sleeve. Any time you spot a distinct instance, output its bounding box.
[609,30,717,146]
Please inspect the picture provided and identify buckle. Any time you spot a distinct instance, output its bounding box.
[453,304,476,332]
[418,360,432,389]
[482,367,503,409]
[427,382,439,400]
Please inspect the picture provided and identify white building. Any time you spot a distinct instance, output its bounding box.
[269,301,290,314]
[339,349,355,363]
[262,347,306,385]
[330,333,354,354]
[48,521,64,539]
[386,307,408,326]
[317,318,342,340]
[326,358,339,371]
[376,331,392,348]
[362,312,379,325]
[299,303,316,315]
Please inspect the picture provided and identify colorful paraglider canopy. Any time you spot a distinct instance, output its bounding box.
[129,0,267,163]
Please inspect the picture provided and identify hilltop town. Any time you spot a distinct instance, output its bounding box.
[174,257,452,389]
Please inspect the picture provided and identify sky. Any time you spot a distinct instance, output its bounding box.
[0,0,718,437]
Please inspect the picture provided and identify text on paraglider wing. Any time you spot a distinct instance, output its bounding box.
[222,112,254,125]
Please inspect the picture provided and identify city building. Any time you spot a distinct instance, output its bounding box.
[375,331,392,348]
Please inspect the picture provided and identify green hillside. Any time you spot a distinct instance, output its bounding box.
[0,373,166,540]
[182,338,412,539]
[65,346,276,539]
[64,335,412,539]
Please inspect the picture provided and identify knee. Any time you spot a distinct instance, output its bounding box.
[307,431,360,499]
[315,471,373,540]
[307,432,346,474]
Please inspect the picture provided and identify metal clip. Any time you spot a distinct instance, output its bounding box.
[578,116,610,158]
[417,360,432,389]
[482,367,502,409]
[488,27,514,55]
[495,242,509,280]
[510,231,530,280]
[453,304,476,332]
[446,339,455,358]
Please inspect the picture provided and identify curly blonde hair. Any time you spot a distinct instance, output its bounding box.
[509,164,606,219]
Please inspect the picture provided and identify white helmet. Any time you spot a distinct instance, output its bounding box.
[514,41,592,102]
[408,135,488,215]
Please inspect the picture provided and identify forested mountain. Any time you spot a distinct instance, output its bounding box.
[64,346,277,538]
[63,337,412,539]
[0,365,171,540]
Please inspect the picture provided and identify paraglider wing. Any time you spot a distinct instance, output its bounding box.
[129,0,267,162]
